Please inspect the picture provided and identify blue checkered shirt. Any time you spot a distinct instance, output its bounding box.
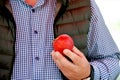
[10,0,120,80]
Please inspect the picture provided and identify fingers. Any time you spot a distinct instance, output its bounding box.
[72,46,85,57]
[51,50,75,70]
[63,49,82,65]
[51,46,86,66]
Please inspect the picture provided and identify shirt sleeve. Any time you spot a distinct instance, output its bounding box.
[87,0,120,80]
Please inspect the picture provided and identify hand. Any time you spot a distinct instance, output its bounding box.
[51,46,90,80]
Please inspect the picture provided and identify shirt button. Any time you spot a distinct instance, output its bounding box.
[35,57,39,60]
[32,9,35,13]
[34,30,38,34]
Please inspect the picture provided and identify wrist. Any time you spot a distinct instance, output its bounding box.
[83,65,94,80]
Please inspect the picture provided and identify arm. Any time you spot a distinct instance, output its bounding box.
[88,0,120,79]
[51,0,120,80]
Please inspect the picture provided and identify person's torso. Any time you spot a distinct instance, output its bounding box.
[0,0,91,79]
[10,0,63,79]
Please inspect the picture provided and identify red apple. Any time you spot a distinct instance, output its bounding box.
[53,34,74,55]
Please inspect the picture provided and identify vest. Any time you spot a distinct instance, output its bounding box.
[0,0,91,79]
[54,0,91,56]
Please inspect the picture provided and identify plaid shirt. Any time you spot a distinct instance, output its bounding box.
[10,0,120,80]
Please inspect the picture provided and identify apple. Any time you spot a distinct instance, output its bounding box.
[53,34,74,55]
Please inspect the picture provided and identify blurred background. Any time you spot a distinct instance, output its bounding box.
[95,0,120,80]
[95,0,120,50]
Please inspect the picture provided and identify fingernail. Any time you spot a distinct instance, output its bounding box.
[63,49,69,54]
[55,51,59,57]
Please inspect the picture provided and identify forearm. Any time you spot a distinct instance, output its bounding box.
[90,57,120,80]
